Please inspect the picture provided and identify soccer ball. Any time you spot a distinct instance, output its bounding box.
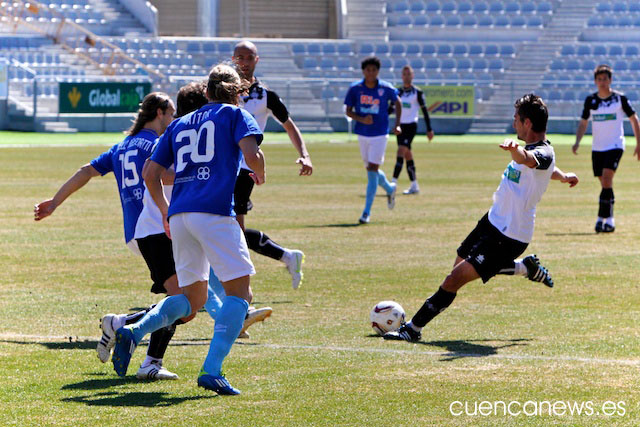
[370,301,405,336]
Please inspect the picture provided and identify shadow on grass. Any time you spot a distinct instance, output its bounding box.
[545,232,595,236]
[0,339,98,351]
[61,391,212,407]
[421,338,531,361]
[306,223,362,228]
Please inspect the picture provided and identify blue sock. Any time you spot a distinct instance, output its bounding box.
[377,169,394,194]
[129,294,191,344]
[364,170,378,215]
[201,296,249,377]
[204,268,224,321]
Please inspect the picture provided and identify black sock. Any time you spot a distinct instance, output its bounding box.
[497,260,516,275]
[147,322,177,360]
[393,156,404,179]
[244,228,285,260]
[124,305,153,325]
[406,159,416,182]
[411,287,457,328]
[598,188,614,218]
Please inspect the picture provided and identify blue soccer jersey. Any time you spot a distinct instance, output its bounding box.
[90,129,158,243]
[151,103,263,218]
[344,79,398,137]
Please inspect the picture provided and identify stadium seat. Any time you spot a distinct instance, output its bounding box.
[336,58,352,70]
[406,44,420,55]
[548,90,562,100]
[387,15,399,27]
[495,16,509,27]
[561,45,576,56]
[576,45,591,56]
[397,15,412,26]
[511,16,526,27]
[440,58,456,71]
[453,44,468,56]
[441,0,455,12]
[582,59,597,71]
[609,45,623,56]
[320,58,335,71]
[593,45,607,56]
[437,44,452,55]
[410,58,426,71]
[602,16,617,27]
[468,44,483,56]
[478,16,493,26]
[380,57,393,68]
[445,15,462,26]
[424,58,439,70]
[390,44,405,55]
[489,1,504,13]
[527,16,543,27]
[421,44,436,55]
[614,60,628,71]
[521,1,535,14]
[375,44,390,55]
[630,60,640,71]
[484,44,499,57]
[393,57,409,70]
[393,2,410,12]
[488,58,504,71]
[457,58,472,71]
[430,15,445,26]
[413,15,428,26]
[457,1,472,13]
[338,44,353,56]
[303,58,318,69]
[505,1,519,13]
[409,1,425,12]
[359,43,374,55]
[541,74,555,88]
[625,46,639,56]
[425,0,440,12]
[473,2,489,13]
[323,44,338,55]
[596,2,612,12]
[562,91,576,102]
[566,59,581,71]
[291,43,305,55]
[626,91,639,102]
[537,1,552,14]
[462,15,477,26]
[587,16,601,27]
[630,2,640,12]
[619,16,633,27]
[550,59,564,71]
[613,1,627,12]
[473,58,488,70]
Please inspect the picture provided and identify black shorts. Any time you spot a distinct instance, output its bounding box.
[592,149,623,177]
[136,233,176,294]
[457,213,528,283]
[234,168,255,215]
[396,122,418,149]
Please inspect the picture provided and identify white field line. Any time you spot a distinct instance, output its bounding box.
[1,332,639,367]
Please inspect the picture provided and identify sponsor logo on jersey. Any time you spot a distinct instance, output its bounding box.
[402,102,411,108]
[593,113,617,121]
[504,164,521,184]
[378,89,384,96]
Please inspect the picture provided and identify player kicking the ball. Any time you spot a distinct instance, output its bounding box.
[385,94,579,342]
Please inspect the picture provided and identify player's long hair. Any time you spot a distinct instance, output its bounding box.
[207,64,248,105]
[127,92,172,136]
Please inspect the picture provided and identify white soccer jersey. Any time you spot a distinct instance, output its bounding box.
[239,80,289,170]
[488,141,555,244]
[581,91,635,152]
[134,182,173,239]
[397,86,424,124]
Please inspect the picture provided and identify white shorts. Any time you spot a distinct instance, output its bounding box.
[358,134,388,165]
[169,212,255,286]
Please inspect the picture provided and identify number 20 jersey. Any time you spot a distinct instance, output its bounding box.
[151,103,263,219]
[90,128,158,243]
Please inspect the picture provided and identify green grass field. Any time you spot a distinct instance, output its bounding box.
[1,131,639,426]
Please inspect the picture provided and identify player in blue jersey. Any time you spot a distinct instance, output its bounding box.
[345,56,402,224]
[112,64,266,396]
[33,93,191,379]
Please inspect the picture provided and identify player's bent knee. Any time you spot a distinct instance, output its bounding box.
[180,312,197,324]
[222,276,252,302]
[182,280,208,313]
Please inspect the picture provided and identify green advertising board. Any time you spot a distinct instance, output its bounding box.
[59,82,151,113]
[418,85,474,117]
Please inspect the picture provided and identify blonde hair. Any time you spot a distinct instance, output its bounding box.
[206,64,248,105]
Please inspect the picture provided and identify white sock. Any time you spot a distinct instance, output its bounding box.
[113,314,127,331]
[606,217,615,227]
[407,321,421,332]
[411,180,419,188]
[280,249,292,263]
[514,260,527,276]
[392,177,398,184]
[598,217,605,223]
[141,356,162,368]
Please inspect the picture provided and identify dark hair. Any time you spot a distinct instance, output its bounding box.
[127,92,172,136]
[206,63,248,105]
[361,56,381,70]
[594,64,612,80]
[176,80,208,118]
[514,93,548,133]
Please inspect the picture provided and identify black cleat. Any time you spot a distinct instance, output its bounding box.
[383,323,421,342]
[595,220,604,233]
[601,223,615,233]
[523,254,554,288]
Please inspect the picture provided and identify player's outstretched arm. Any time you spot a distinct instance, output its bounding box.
[551,167,579,187]
[143,160,170,237]
[573,119,588,155]
[34,164,100,221]
[239,136,266,185]
[628,114,640,160]
[499,139,537,168]
[282,119,313,176]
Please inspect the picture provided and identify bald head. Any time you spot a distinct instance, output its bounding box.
[234,40,258,56]
[233,40,259,81]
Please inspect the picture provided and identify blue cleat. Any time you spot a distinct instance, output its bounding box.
[112,327,137,377]
[197,370,241,395]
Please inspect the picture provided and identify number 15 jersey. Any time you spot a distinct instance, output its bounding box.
[90,128,158,243]
[151,102,263,219]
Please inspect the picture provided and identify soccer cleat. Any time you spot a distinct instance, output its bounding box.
[97,314,117,363]
[602,223,615,233]
[403,185,420,195]
[112,327,137,377]
[359,213,370,224]
[387,182,397,210]
[284,250,305,290]
[238,306,272,338]
[136,361,179,380]
[237,331,250,339]
[383,323,421,342]
[595,220,604,233]
[522,254,554,288]
[198,371,241,395]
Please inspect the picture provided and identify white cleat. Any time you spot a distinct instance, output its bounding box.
[403,185,420,195]
[238,306,272,338]
[97,314,118,363]
[387,183,397,210]
[284,250,305,290]
[359,213,370,224]
[136,362,179,380]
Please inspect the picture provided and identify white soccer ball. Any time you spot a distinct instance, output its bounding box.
[370,301,405,336]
